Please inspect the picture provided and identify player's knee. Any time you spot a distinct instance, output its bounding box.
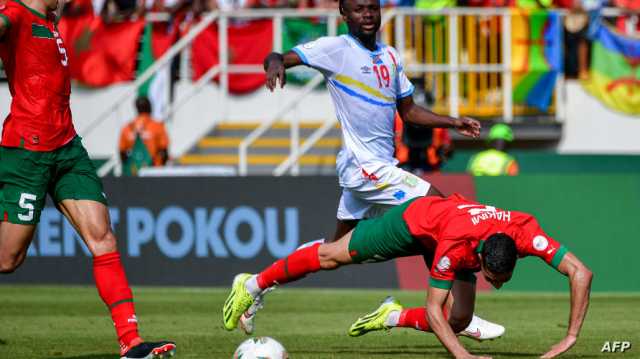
[85,228,117,256]
[448,314,473,333]
[317,245,341,270]
[0,255,21,274]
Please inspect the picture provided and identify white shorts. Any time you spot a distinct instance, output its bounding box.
[336,166,431,220]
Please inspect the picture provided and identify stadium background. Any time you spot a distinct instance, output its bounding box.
[0,0,639,357]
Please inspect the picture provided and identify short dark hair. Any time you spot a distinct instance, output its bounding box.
[135,96,152,114]
[482,233,517,274]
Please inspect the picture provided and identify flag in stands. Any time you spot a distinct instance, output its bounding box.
[583,21,640,115]
[137,23,177,121]
[511,9,562,112]
[58,15,144,87]
[191,19,272,94]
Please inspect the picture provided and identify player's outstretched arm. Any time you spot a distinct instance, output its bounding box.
[427,286,491,359]
[263,51,303,92]
[540,252,593,359]
[396,95,481,138]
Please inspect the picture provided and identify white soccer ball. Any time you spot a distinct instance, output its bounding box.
[233,337,289,359]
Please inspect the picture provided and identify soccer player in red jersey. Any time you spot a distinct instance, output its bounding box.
[0,0,175,357]
[223,194,593,359]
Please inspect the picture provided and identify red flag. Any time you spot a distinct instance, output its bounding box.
[191,19,273,94]
[58,15,145,87]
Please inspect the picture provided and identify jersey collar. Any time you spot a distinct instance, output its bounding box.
[475,240,485,254]
[346,34,383,54]
[15,0,47,20]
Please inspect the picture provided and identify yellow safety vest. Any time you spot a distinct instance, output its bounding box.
[516,0,552,9]
[467,149,518,176]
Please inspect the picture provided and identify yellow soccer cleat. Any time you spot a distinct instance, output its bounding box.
[349,296,403,337]
[222,273,255,331]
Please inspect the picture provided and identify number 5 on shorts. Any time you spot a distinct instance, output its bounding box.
[18,193,37,222]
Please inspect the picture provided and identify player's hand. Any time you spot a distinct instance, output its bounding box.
[540,335,577,358]
[454,117,481,138]
[265,59,286,92]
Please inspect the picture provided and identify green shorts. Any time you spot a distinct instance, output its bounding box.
[0,136,107,225]
[349,197,476,284]
[349,198,423,263]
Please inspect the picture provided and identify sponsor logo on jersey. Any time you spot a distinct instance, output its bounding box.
[360,66,372,74]
[436,256,451,272]
[403,175,419,188]
[532,235,548,251]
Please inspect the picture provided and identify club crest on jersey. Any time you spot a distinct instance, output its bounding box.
[371,54,383,65]
[436,256,451,272]
[533,235,548,251]
[360,66,372,74]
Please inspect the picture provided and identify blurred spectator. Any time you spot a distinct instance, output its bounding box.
[395,114,454,174]
[563,1,592,79]
[467,123,519,176]
[119,97,170,176]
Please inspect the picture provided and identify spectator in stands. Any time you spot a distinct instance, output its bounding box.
[119,97,170,176]
[467,123,519,176]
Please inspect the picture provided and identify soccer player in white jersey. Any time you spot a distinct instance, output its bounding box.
[238,0,504,341]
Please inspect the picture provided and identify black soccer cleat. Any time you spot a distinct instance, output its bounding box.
[120,341,176,359]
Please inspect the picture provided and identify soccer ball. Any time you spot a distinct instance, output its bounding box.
[233,337,289,359]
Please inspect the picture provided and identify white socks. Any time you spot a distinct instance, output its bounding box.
[245,275,261,297]
[384,310,401,327]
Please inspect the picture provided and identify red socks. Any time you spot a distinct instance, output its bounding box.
[93,252,141,354]
[397,307,449,332]
[257,243,321,289]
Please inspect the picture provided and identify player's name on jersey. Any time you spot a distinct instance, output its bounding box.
[30,206,300,259]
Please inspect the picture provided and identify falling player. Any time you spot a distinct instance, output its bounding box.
[0,0,175,357]
[223,194,593,358]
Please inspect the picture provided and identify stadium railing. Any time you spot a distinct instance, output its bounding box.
[91,7,571,177]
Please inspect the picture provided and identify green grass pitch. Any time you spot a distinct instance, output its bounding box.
[0,286,637,358]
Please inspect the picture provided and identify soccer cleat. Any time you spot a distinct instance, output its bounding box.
[223,273,256,331]
[120,341,176,359]
[459,315,505,341]
[238,286,275,335]
[348,296,403,337]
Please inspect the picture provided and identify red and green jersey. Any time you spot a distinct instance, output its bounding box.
[0,0,76,151]
[403,194,568,289]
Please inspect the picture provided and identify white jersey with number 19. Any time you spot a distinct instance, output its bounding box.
[293,34,414,188]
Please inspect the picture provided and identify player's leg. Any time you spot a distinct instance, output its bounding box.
[229,200,423,332]
[240,191,365,334]
[52,137,175,359]
[223,229,356,331]
[0,222,36,273]
[350,277,504,340]
[0,144,49,273]
[330,218,359,243]
[349,278,470,337]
